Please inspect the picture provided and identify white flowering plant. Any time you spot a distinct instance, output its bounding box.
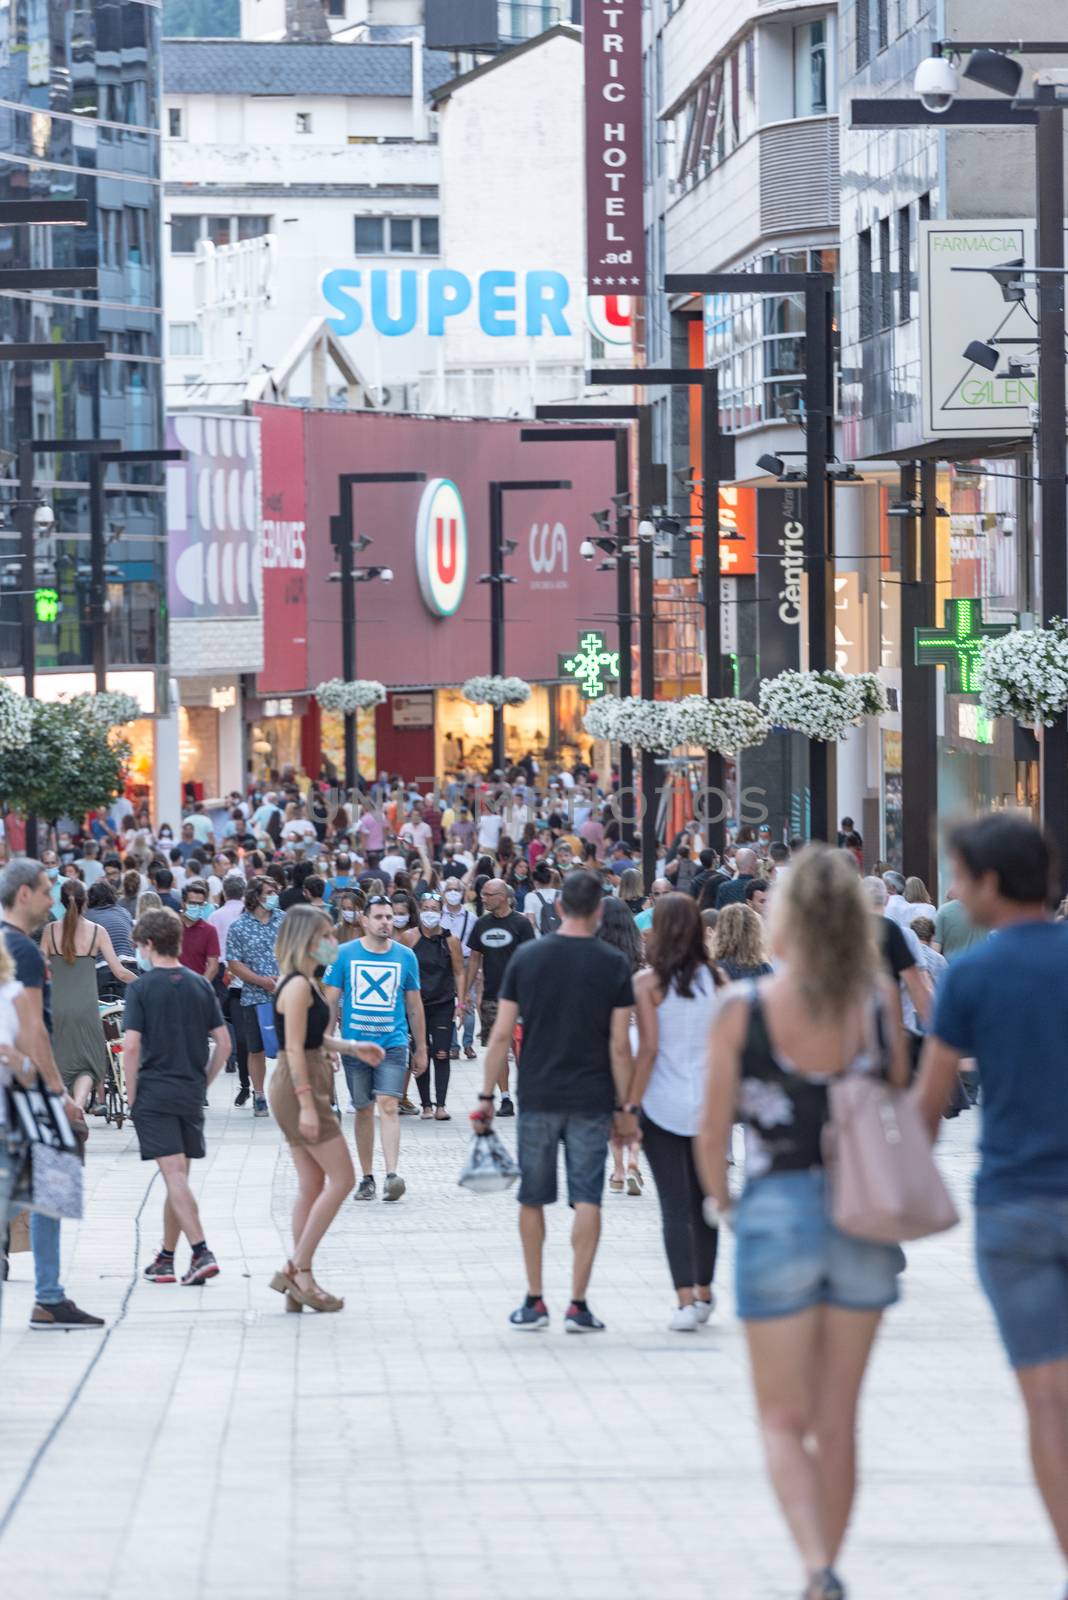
[314,679,388,714]
[0,682,33,752]
[583,696,675,752]
[68,690,143,729]
[669,696,770,756]
[759,670,889,742]
[979,619,1068,726]
[461,675,532,707]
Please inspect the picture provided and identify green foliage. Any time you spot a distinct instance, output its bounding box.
[0,700,130,825]
[163,0,240,38]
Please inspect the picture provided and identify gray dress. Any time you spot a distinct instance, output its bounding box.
[45,924,109,1090]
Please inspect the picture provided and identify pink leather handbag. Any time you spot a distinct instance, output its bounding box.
[824,1076,959,1244]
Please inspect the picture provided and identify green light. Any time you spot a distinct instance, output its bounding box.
[34,586,60,624]
[914,598,1012,694]
[558,630,620,700]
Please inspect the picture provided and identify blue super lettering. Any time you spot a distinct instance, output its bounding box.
[371,269,418,336]
[525,270,570,336]
[427,269,472,335]
[321,269,363,336]
[479,270,517,336]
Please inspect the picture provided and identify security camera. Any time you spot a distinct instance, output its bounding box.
[579,538,596,561]
[379,567,394,582]
[999,512,1016,537]
[33,501,55,530]
[637,519,656,542]
[914,52,960,114]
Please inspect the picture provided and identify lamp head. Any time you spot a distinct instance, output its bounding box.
[756,453,785,478]
[962,47,1023,99]
[963,339,1000,373]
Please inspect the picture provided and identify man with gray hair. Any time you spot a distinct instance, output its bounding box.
[863,873,933,1064]
[881,869,916,935]
[0,858,104,1330]
[714,846,759,909]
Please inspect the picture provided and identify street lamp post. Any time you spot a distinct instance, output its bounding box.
[519,422,636,843]
[331,472,425,794]
[484,479,570,772]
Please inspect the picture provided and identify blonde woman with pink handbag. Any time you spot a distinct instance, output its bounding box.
[696,846,911,1600]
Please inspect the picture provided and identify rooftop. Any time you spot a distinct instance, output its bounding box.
[161,38,456,99]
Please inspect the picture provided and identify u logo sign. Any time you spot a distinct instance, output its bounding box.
[529,521,568,575]
[416,479,468,616]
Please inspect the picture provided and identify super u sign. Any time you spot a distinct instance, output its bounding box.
[415,478,468,617]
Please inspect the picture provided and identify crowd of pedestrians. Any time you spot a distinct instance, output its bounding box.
[1,774,1066,1600]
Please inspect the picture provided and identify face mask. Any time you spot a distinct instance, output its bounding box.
[317,862,329,875]
[159,831,172,841]
[315,939,338,967]
[47,867,59,881]
[444,889,463,905]
[136,949,152,972]
[421,910,442,929]
[58,838,71,850]
[340,908,356,923]
[185,904,208,920]
[392,912,410,928]
[263,893,279,911]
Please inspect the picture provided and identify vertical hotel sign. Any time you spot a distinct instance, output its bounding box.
[584,1,645,290]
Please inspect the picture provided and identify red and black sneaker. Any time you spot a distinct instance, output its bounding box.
[181,1250,220,1286]
[509,1297,549,1331]
[143,1253,177,1284]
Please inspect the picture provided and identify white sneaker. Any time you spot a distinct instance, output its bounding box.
[693,1293,716,1325]
[669,1303,700,1332]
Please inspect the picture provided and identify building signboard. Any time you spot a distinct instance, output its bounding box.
[584,0,645,289]
[256,407,308,695]
[756,488,803,678]
[166,413,261,622]
[919,221,1037,438]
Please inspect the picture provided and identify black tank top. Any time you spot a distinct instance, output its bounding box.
[273,973,329,1050]
[413,929,455,1007]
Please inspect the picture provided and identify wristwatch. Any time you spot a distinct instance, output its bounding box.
[615,1103,639,1115]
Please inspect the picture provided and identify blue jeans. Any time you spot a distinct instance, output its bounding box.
[30,1211,64,1305]
[976,1195,1068,1369]
[452,1007,475,1051]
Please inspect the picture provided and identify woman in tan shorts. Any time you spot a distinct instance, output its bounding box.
[268,906,382,1312]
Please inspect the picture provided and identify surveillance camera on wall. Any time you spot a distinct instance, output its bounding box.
[579,538,596,561]
[33,502,55,530]
[914,52,960,113]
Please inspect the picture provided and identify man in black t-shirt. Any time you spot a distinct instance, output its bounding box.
[125,908,230,1287]
[477,870,638,1334]
[467,879,535,1116]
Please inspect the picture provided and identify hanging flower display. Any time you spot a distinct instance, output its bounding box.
[461,675,532,707]
[582,697,623,743]
[759,670,889,743]
[313,678,388,714]
[68,690,143,729]
[0,682,33,753]
[669,696,771,756]
[583,696,675,752]
[979,619,1068,726]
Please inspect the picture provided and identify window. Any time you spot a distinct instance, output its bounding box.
[794,21,828,115]
[168,106,183,138]
[238,215,272,240]
[169,322,202,358]
[879,217,892,329]
[919,190,931,221]
[205,216,231,247]
[170,215,200,255]
[295,111,312,134]
[877,0,888,50]
[353,216,439,254]
[856,0,870,69]
[897,204,911,322]
[859,228,873,340]
[327,0,346,13]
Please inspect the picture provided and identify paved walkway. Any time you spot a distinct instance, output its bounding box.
[0,1055,1061,1600]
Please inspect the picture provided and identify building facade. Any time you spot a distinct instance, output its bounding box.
[0,0,168,813]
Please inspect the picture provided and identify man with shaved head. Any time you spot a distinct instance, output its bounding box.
[467,878,535,1117]
[635,877,673,933]
[714,846,759,909]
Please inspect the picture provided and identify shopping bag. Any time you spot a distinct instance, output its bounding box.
[28,1144,83,1220]
[458,1119,521,1194]
[256,1002,280,1058]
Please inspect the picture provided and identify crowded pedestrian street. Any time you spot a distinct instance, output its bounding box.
[0,1062,1057,1600]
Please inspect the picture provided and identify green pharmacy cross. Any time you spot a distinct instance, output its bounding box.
[914,598,1012,695]
[558,630,620,700]
[34,586,60,624]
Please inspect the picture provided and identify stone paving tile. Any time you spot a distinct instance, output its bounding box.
[0,1054,1063,1600]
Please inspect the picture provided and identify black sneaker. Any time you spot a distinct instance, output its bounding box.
[181,1250,220,1285]
[509,1298,549,1331]
[498,1095,515,1118]
[354,1174,376,1201]
[234,1085,251,1107]
[564,1303,605,1334]
[225,1062,237,1073]
[29,1298,105,1331]
[144,1253,177,1284]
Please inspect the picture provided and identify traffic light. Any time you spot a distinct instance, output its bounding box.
[34,586,60,624]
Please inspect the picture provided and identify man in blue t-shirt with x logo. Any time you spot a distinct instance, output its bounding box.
[325,896,425,1204]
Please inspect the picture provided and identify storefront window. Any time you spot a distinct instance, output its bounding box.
[504,686,552,769]
[179,706,220,800]
[881,729,903,872]
[435,689,492,777]
[319,708,377,788]
[124,718,155,816]
[248,715,303,785]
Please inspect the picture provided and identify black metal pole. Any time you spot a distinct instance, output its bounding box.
[17,441,36,857]
[637,407,658,888]
[805,273,836,841]
[489,482,505,772]
[700,371,725,853]
[1036,91,1068,884]
[89,454,107,693]
[614,430,635,847]
[900,462,938,886]
[333,507,358,795]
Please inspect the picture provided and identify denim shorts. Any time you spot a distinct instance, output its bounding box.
[976,1195,1068,1369]
[734,1169,905,1321]
[516,1109,613,1208]
[343,1044,408,1109]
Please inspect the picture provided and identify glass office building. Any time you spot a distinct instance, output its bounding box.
[0,1,165,691]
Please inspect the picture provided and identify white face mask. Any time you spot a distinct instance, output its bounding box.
[421,910,442,929]
[392,912,410,928]
[340,908,356,923]
[444,889,463,905]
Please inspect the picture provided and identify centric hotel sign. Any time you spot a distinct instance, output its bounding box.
[415,478,468,616]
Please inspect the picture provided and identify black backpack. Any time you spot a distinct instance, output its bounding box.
[534,888,561,935]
